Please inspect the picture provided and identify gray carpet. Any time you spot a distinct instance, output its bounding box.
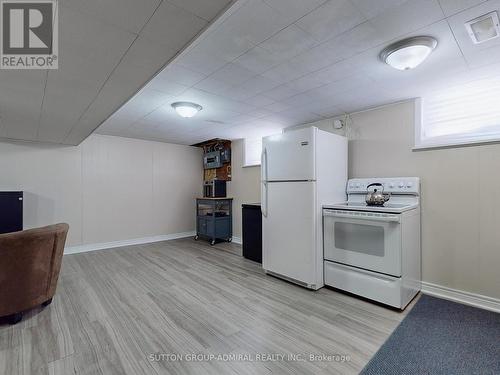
[361,295,500,375]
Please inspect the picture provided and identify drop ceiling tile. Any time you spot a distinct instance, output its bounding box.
[242,95,276,107]
[168,0,232,21]
[61,0,161,34]
[1,111,41,141]
[199,107,242,122]
[262,83,302,101]
[154,64,206,86]
[465,45,500,67]
[38,112,86,143]
[209,63,257,86]
[447,1,500,56]
[233,45,287,74]
[437,0,489,16]
[193,77,234,95]
[219,0,293,45]
[141,105,178,126]
[332,83,400,113]
[309,74,375,100]
[39,6,140,141]
[121,89,173,117]
[67,38,174,145]
[310,106,344,118]
[375,56,469,95]
[0,70,46,95]
[124,36,178,71]
[228,75,281,100]
[317,21,388,61]
[263,108,324,125]
[245,108,276,119]
[259,24,318,60]
[177,48,228,75]
[263,0,328,23]
[145,80,190,96]
[38,75,100,143]
[224,114,255,124]
[351,0,410,19]
[279,90,325,108]
[191,23,255,62]
[42,7,143,141]
[58,6,136,69]
[264,101,293,113]
[368,0,445,42]
[281,44,344,77]
[287,59,361,92]
[0,70,45,141]
[261,59,311,85]
[97,118,135,135]
[295,0,366,43]
[188,122,235,137]
[298,97,345,114]
[140,1,208,51]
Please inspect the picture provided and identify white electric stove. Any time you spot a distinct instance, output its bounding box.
[323,177,421,309]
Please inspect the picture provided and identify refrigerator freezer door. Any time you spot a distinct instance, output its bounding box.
[262,181,317,287]
[263,127,315,181]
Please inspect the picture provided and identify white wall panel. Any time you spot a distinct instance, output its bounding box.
[0,134,202,247]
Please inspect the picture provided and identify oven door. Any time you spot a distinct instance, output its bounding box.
[323,209,401,277]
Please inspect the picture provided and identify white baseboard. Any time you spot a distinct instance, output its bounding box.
[421,281,500,313]
[231,236,242,244]
[64,231,195,255]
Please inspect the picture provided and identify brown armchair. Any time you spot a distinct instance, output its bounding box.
[0,223,69,324]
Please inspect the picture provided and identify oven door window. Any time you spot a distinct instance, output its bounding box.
[334,222,385,256]
[323,215,402,277]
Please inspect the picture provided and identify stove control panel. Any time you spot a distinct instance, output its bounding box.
[347,177,420,195]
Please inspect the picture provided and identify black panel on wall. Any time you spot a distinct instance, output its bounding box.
[0,191,23,234]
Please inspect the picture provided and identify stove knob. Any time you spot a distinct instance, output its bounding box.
[398,181,404,188]
[389,182,395,188]
[355,183,361,188]
[349,183,354,188]
[406,182,413,188]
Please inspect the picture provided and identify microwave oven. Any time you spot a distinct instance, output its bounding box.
[204,180,226,198]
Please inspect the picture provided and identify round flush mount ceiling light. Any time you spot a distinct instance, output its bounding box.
[380,36,437,71]
[171,102,202,118]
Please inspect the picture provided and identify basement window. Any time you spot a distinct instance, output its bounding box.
[243,137,262,167]
[415,77,500,150]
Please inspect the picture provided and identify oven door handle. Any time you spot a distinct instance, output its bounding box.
[323,210,401,223]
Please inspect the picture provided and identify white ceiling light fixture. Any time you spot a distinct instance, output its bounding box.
[380,36,438,71]
[465,11,500,44]
[171,102,203,118]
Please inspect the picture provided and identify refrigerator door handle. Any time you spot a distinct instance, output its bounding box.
[261,147,268,182]
[261,147,268,217]
[261,182,268,217]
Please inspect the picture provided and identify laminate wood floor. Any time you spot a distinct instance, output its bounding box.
[0,238,417,375]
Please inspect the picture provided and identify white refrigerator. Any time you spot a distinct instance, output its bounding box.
[261,127,347,289]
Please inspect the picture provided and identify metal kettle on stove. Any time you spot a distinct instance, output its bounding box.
[365,183,391,206]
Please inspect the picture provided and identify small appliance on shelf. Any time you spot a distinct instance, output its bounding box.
[203,179,226,198]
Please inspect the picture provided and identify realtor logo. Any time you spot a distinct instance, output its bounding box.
[1,0,58,69]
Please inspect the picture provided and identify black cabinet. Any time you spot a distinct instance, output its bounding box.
[0,191,23,234]
[242,203,262,263]
[196,198,232,246]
